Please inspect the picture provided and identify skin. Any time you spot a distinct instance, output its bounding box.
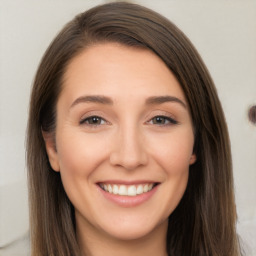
[44,43,196,256]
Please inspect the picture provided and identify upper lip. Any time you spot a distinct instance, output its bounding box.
[97,180,159,185]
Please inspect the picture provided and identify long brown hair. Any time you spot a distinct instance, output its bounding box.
[27,2,241,255]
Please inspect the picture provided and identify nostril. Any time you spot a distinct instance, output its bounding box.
[248,105,256,125]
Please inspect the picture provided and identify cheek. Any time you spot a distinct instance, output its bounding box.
[149,131,194,174]
[56,131,109,179]
[55,131,111,212]
[147,129,193,216]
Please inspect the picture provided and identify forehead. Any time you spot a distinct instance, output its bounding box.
[60,42,186,104]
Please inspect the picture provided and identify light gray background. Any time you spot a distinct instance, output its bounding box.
[0,0,255,255]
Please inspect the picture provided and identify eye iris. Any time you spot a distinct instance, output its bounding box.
[154,116,165,124]
[89,117,101,124]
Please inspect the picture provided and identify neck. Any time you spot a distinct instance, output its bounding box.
[76,217,168,256]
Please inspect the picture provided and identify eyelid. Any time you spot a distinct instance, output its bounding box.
[150,116,177,125]
[146,112,178,126]
[79,111,178,126]
[79,116,108,125]
[79,111,111,126]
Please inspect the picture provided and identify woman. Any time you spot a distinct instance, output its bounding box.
[26,2,241,255]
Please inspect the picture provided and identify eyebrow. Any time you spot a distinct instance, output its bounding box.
[70,95,113,108]
[70,95,186,109]
[145,96,187,109]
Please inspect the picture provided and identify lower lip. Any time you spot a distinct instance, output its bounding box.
[97,185,158,207]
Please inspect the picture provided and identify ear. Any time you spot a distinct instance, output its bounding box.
[42,131,60,172]
[189,153,197,165]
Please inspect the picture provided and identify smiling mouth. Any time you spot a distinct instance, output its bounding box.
[98,183,158,196]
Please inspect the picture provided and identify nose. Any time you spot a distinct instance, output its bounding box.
[109,125,148,170]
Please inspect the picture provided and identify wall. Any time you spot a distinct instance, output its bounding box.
[0,0,255,254]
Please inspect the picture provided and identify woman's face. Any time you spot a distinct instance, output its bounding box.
[45,43,196,241]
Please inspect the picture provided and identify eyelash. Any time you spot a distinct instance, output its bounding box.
[79,115,178,127]
[79,116,107,126]
[147,115,178,126]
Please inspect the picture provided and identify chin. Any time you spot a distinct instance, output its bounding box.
[109,228,151,241]
[99,216,168,241]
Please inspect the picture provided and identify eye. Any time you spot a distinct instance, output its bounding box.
[80,116,107,126]
[149,115,178,125]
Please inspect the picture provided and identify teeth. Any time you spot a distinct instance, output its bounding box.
[108,184,112,193]
[113,185,118,194]
[143,184,149,192]
[127,185,136,196]
[100,183,155,196]
[136,185,143,195]
[119,185,127,195]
